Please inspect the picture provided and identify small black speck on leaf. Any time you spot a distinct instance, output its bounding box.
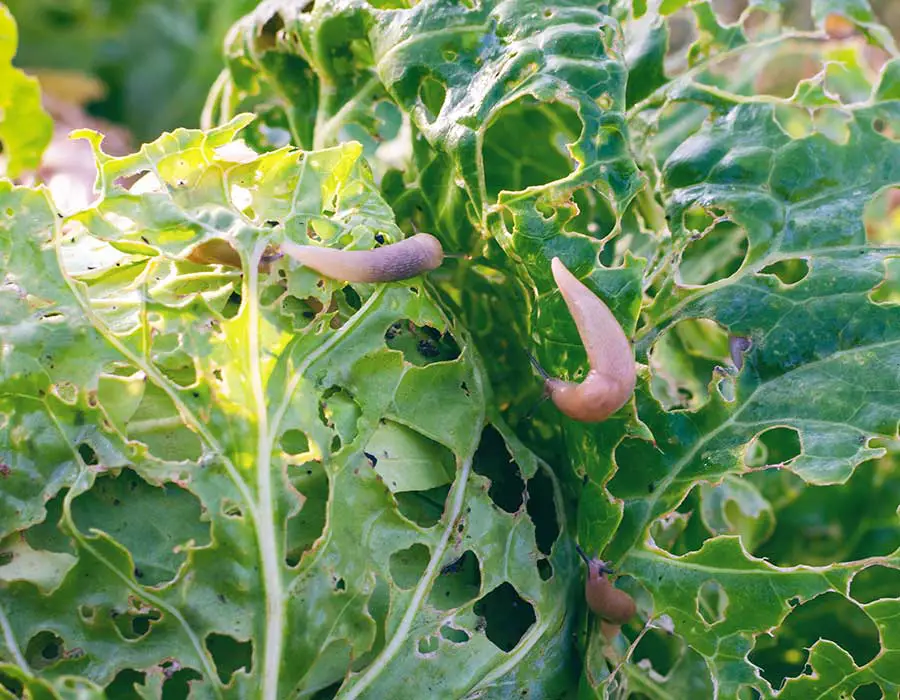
[364,452,378,467]
[134,567,144,579]
[113,498,121,506]
[375,233,385,244]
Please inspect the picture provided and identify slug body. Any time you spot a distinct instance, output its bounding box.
[280,233,444,283]
[539,257,636,422]
[729,335,752,371]
[576,546,636,625]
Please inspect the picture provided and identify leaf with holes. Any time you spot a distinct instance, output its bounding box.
[203,0,900,697]
[0,117,574,698]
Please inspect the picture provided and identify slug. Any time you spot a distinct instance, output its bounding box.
[532,258,636,422]
[729,335,752,371]
[280,233,444,283]
[576,545,636,625]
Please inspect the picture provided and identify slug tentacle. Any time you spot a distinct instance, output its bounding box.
[280,233,444,283]
[535,257,636,422]
[575,545,636,625]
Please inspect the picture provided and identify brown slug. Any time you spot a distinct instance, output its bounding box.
[576,545,636,625]
[280,233,444,283]
[531,258,636,422]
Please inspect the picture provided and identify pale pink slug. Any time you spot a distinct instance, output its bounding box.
[532,258,636,422]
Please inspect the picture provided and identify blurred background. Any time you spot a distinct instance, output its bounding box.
[5,0,900,146]
[6,0,257,143]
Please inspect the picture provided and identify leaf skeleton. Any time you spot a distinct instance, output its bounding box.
[529,257,636,422]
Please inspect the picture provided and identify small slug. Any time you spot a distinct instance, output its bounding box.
[280,233,444,283]
[576,545,636,625]
[531,258,636,422]
[729,335,752,371]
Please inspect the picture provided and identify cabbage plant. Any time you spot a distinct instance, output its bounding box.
[2,0,900,698]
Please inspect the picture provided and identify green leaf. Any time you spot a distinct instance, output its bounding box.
[1,116,573,698]
[0,4,52,177]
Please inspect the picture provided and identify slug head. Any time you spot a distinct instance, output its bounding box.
[576,545,636,625]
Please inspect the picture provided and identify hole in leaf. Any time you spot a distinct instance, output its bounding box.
[537,558,553,581]
[105,669,145,698]
[309,680,342,700]
[429,550,481,610]
[697,580,728,625]
[0,671,22,696]
[850,565,900,604]
[206,633,253,684]
[526,467,560,556]
[342,285,362,311]
[222,291,242,319]
[872,115,899,142]
[632,626,684,677]
[440,624,470,644]
[474,582,536,652]
[389,543,431,589]
[682,205,722,232]
[222,499,243,519]
[472,425,525,513]
[417,636,439,655]
[773,104,815,140]
[318,387,361,446]
[280,429,310,455]
[736,686,763,700]
[649,318,730,411]
[679,219,748,286]
[756,457,900,566]
[758,258,810,286]
[482,97,580,197]
[744,426,802,468]
[282,295,323,329]
[854,682,882,700]
[351,576,390,672]
[71,469,210,586]
[865,186,900,244]
[418,76,447,122]
[749,592,879,690]
[113,601,161,640]
[285,461,329,567]
[161,666,203,700]
[77,443,99,466]
[395,485,450,527]
[385,320,460,366]
[25,630,64,669]
[870,256,900,306]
